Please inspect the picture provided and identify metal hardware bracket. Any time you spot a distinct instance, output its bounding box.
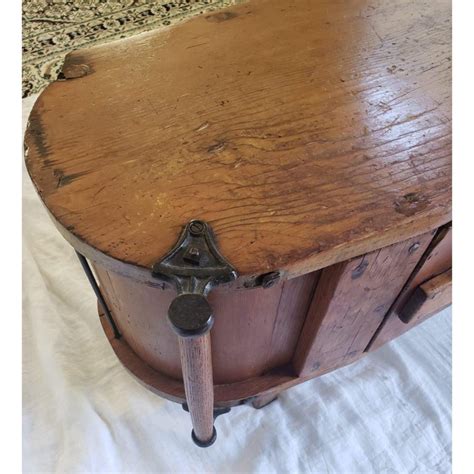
[152,219,237,337]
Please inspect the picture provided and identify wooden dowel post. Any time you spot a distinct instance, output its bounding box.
[178,333,215,445]
[168,293,217,447]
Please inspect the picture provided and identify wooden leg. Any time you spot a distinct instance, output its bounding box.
[178,333,216,446]
[250,392,279,409]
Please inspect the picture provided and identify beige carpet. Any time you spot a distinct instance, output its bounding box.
[22,0,240,98]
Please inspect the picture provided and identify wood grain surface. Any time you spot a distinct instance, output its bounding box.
[179,334,215,443]
[292,232,435,375]
[24,0,451,283]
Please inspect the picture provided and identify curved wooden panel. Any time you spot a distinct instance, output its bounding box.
[99,309,361,406]
[93,264,318,384]
[94,265,181,379]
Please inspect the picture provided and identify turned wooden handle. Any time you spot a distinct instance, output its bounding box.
[168,293,216,446]
[179,333,215,444]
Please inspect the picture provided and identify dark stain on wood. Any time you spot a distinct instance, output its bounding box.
[351,256,368,279]
[53,169,89,188]
[26,110,49,159]
[206,11,238,23]
[43,158,54,168]
[394,192,429,217]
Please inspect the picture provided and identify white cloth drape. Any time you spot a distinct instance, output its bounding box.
[22,94,451,473]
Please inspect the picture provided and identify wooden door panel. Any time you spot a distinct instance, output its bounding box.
[368,226,452,351]
[292,232,435,376]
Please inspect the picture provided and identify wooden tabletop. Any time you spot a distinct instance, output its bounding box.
[25,0,451,283]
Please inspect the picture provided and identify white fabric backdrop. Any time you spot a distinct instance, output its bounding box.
[22,94,451,473]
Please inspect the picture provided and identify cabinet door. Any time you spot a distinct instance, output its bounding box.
[292,232,435,376]
[368,226,451,352]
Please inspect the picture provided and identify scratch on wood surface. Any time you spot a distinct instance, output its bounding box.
[205,11,238,23]
[195,122,210,132]
[186,42,209,50]
[207,141,227,153]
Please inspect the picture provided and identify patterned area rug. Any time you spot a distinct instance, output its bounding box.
[22,0,239,98]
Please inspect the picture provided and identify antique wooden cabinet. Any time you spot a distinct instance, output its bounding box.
[24,0,451,447]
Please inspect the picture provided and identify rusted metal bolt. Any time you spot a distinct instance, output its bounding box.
[189,220,205,236]
[408,242,420,254]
